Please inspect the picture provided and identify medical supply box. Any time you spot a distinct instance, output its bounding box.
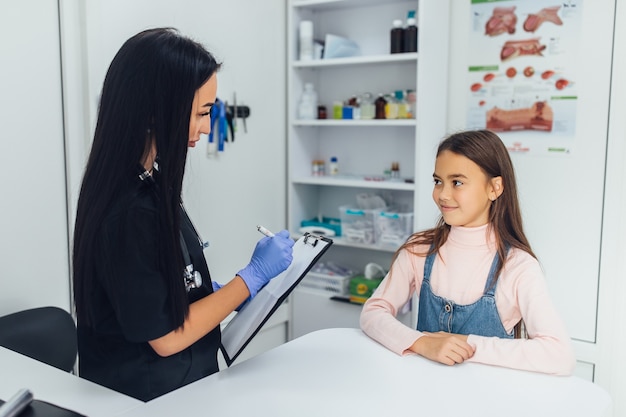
[339,205,376,245]
[299,262,354,296]
[349,275,384,304]
[374,209,413,247]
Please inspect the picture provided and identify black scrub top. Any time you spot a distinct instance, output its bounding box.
[77,179,220,402]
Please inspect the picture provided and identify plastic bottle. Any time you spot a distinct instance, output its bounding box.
[405,89,416,118]
[297,83,317,120]
[348,96,360,120]
[329,157,339,176]
[360,92,375,120]
[404,10,418,53]
[341,101,353,120]
[395,90,408,119]
[374,94,387,119]
[332,101,343,119]
[384,93,399,119]
[299,20,314,61]
[390,19,405,54]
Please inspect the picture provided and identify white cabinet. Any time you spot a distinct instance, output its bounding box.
[291,287,412,339]
[286,0,450,336]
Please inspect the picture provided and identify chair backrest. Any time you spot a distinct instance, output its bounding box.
[0,306,77,372]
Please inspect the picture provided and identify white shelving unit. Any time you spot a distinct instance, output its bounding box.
[286,0,450,337]
[292,52,418,68]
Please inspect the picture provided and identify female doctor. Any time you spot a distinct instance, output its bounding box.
[72,28,294,402]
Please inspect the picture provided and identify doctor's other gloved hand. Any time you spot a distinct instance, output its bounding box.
[236,229,294,298]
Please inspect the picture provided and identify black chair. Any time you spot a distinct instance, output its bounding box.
[0,306,77,372]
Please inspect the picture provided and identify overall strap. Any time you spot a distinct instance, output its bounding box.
[422,245,436,283]
[483,246,510,296]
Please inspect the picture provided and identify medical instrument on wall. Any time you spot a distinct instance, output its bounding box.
[207,98,230,155]
[206,96,251,157]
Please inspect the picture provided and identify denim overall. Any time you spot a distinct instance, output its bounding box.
[416,250,513,338]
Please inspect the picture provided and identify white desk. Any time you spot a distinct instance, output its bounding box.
[0,346,142,417]
[121,328,611,417]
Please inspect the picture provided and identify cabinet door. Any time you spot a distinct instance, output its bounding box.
[291,287,412,339]
[0,1,70,314]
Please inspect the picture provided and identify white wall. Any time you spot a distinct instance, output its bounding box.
[0,0,71,315]
[80,0,288,284]
[595,0,626,412]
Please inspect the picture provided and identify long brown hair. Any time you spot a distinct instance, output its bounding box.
[394,129,535,337]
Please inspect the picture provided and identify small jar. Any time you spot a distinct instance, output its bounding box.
[317,105,327,119]
[390,162,400,179]
[374,94,387,119]
[332,101,343,119]
[312,160,325,176]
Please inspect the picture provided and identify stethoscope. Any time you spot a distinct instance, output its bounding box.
[139,162,208,292]
[179,203,209,292]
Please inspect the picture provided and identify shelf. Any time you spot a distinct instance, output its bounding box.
[292,119,416,127]
[292,176,415,190]
[293,53,417,68]
[290,232,399,253]
[331,237,399,252]
[293,0,410,11]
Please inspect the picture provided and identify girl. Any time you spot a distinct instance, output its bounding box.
[72,28,294,401]
[360,129,575,375]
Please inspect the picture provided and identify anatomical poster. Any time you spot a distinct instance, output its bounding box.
[467,0,582,155]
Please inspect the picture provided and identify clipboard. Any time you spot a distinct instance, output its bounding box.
[220,232,333,366]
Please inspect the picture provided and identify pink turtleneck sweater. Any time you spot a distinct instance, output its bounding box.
[360,224,576,375]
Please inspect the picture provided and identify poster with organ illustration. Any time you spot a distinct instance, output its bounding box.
[467,0,582,155]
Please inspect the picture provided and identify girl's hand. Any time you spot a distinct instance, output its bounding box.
[410,331,475,365]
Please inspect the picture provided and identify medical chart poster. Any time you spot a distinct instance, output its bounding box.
[466,0,583,155]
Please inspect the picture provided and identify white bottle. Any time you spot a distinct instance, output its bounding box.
[299,20,314,61]
[297,83,318,120]
[329,156,339,175]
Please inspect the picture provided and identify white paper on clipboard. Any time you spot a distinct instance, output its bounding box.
[220,233,333,366]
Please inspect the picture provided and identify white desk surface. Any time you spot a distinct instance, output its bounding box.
[0,346,142,417]
[121,328,611,417]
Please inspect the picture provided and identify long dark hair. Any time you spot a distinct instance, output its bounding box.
[393,129,535,337]
[73,28,221,326]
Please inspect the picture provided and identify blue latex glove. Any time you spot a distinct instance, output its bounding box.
[236,229,294,298]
